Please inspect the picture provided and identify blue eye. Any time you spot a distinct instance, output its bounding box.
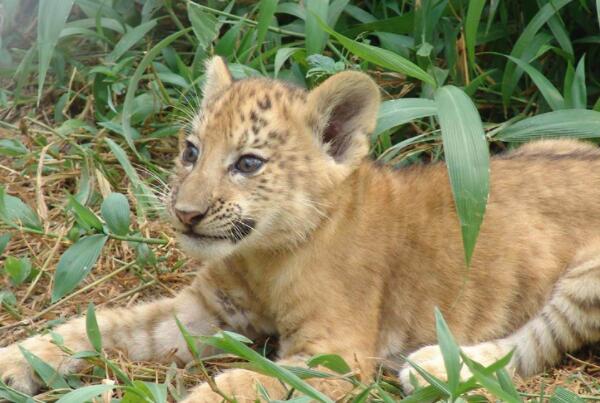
[235,155,265,174]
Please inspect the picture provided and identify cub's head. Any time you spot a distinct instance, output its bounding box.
[169,57,380,261]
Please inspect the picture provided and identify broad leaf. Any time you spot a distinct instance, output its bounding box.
[101,193,131,236]
[434,86,489,266]
[52,234,108,301]
[36,0,75,103]
[495,109,600,141]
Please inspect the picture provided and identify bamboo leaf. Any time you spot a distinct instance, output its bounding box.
[501,54,564,111]
[434,308,461,395]
[256,0,279,54]
[36,0,75,104]
[100,193,131,236]
[305,0,329,55]
[106,19,157,63]
[434,86,489,266]
[501,0,572,106]
[465,0,486,68]
[86,303,102,352]
[55,384,116,403]
[52,234,108,301]
[375,98,437,135]
[495,109,600,141]
[18,346,71,390]
[316,18,435,86]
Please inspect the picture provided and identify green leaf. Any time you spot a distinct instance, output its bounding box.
[106,19,158,63]
[201,331,333,403]
[55,384,116,403]
[316,18,435,86]
[501,0,572,106]
[495,110,600,141]
[174,316,201,360]
[550,387,587,403]
[501,54,564,111]
[68,196,103,232]
[18,346,70,390]
[307,354,352,375]
[496,367,521,400]
[305,0,329,55]
[0,187,42,230]
[403,355,451,396]
[86,303,102,352]
[121,28,192,156]
[434,308,461,395]
[101,193,131,236]
[570,55,587,109]
[187,3,218,50]
[0,233,12,256]
[274,47,301,78]
[434,86,489,266]
[36,0,75,103]
[256,0,278,54]
[460,353,521,403]
[105,138,153,213]
[52,234,108,302]
[375,98,437,135]
[4,256,32,286]
[465,0,486,68]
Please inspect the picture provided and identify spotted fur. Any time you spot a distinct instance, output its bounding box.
[3,57,600,402]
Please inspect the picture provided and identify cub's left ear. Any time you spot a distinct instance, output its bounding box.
[306,71,380,166]
[201,56,233,109]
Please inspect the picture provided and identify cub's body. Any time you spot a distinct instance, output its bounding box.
[2,57,600,401]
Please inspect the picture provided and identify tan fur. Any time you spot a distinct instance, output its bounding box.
[3,57,600,401]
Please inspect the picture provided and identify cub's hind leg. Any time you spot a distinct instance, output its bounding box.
[400,240,600,393]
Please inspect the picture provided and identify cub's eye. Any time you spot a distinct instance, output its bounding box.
[234,155,265,174]
[182,141,199,165]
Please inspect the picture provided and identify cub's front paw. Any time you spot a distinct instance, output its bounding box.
[182,369,285,402]
[0,345,42,395]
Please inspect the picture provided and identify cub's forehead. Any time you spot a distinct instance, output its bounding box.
[191,78,307,144]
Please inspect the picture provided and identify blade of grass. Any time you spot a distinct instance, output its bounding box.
[255,0,279,56]
[375,98,437,135]
[316,17,435,86]
[434,85,489,266]
[500,54,565,110]
[201,331,334,403]
[434,308,461,395]
[501,0,572,106]
[495,109,600,141]
[36,0,75,104]
[121,27,192,157]
[465,0,486,69]
[106,19,157,63]
[305,0,329,55]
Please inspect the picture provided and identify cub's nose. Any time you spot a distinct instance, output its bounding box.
[174,208,207,226]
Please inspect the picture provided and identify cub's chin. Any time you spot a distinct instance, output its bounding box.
[176,231,239,262]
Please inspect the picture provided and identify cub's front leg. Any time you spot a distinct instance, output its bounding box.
[0,284,220,395]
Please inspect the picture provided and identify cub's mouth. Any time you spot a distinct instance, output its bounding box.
[179,218,256,244]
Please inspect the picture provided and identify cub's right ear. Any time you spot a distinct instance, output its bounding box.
[306,71,380,168]
[201,56,233,108]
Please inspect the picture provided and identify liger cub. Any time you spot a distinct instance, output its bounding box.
[2,56,600,402]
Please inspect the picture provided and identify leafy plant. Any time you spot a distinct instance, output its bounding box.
[1,0,600,401]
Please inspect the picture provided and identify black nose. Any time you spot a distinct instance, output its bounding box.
[174,208,207,226]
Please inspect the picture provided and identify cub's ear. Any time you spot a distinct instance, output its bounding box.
[201,56,233,108]
[306,71,380,166]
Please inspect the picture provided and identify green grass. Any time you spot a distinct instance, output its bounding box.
[1,0,600,401]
